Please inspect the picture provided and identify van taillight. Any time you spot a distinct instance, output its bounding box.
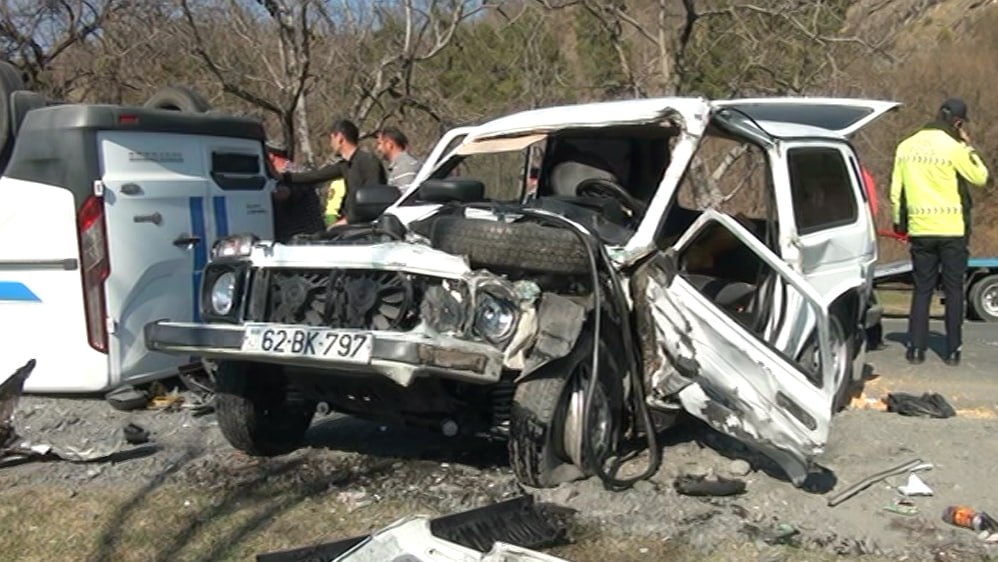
[78,195,109,353]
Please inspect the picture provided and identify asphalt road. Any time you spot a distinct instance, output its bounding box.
[865,318,998,411]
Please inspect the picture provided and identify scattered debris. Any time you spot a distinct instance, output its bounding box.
[827,458,931,507]
[898,473,933,497]
[2,360,158,468]
[257,495,573,562]
[886,392,957,418]
[884,498,919,516]
[674,474,746,497]
[942,506,998,533]
[0,359,36,447]
[148,381,185,411]
[743,522,801,546]
[105,385,149,412]
[123,423,150,445]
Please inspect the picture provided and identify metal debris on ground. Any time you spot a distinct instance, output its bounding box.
[256,495,574,562]
[1,359,157,468]
[827,458,932,507]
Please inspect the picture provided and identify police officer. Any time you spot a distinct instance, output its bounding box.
[890,98,989,366]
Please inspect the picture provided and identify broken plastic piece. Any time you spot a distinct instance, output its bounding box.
[123,423,150,445]
[897,473,933,497]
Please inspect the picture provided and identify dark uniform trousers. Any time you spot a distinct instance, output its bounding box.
[907,236,969,353]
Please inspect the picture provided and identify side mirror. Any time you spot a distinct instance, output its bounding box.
[418,178,485,203]
[351,184,401,223]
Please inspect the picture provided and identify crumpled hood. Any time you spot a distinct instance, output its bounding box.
[247,240,473,279]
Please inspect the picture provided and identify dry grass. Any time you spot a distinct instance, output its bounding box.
[0,482,895,562]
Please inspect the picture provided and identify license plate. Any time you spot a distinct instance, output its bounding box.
[241,325,372,363]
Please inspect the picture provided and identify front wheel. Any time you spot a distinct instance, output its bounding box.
[215,361,316,456]
[508,336,621,488]
[968,274,998,322]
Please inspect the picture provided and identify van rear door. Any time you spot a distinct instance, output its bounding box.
[99,132,209,386]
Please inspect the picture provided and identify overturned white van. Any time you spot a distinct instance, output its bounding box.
[0,104,275,393]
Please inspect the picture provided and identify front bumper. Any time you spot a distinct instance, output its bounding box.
[145,321,504,387]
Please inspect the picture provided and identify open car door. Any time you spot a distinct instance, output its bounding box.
[643,211,835,486]
[712,98,900,138]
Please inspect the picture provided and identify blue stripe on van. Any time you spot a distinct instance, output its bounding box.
[0,281,41,302]
[189,197,207,322]
[212,196,229,238]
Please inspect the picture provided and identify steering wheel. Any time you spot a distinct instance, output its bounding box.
[575,178,648,222]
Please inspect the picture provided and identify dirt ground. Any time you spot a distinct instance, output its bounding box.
[3,349,998,562]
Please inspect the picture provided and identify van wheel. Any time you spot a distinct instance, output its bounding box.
[215,361,315,456]
[508,335,620,488]
[143,85,211,113]
[968,274,998,322]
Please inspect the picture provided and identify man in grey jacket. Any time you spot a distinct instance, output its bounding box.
[376,126,421,189]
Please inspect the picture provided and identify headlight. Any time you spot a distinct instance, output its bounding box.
[210,271,237,315]
[473,294,517,343]
[211,234,257,260]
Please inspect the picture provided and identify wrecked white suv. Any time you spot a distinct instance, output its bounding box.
[146,97,895,488]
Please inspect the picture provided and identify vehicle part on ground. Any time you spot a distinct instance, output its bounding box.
[214,361,316,456]
[1,359,35,447]
[104,385,150,412]
[256,495,571,562]
[827,458,930,507]
[968,274,998,322]
[674,474,747,496]
[143,85,211,112]
[420,215,590,275]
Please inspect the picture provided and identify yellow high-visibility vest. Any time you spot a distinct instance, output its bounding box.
[324,178,346,226]
[890,127,989,237]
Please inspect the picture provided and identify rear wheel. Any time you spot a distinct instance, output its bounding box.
[508,336,620,488]
[968,274,998,322]
[215,361,315,456]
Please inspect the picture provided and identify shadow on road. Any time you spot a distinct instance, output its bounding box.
[885,329,950,358]
[305,414,508,470]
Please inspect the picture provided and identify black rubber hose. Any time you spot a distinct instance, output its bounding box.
[485,206,661,490]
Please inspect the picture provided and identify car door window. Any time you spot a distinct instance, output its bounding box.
[787,147,858,235]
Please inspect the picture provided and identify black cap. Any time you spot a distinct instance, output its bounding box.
[940,97,969,122]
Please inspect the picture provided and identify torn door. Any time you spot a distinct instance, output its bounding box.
[643,210,835,486]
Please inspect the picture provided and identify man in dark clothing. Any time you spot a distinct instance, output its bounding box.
[280,119,388,225]
[267,143,325,242]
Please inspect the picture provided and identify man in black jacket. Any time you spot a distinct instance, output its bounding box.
[280,119,388,225]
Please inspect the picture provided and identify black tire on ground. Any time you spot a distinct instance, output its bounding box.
[423,216,590,276]
[968,274,998,322]
[143,85,211,113]
[9,90,45,136]
[214,361,315,456]
[508,336,620,488]
[0,61,26,173]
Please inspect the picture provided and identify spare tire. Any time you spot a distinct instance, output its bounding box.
[421,216,590,275]
[143,85,211,112]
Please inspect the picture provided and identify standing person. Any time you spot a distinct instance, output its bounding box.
[376,126,421,189]
[281,119,387,225]
[890,98,989,366]
[267,142,325,242]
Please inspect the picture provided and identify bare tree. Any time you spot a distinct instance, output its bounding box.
[0,0,119,92]
[316,0,492,135]
[179,0,316,162]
